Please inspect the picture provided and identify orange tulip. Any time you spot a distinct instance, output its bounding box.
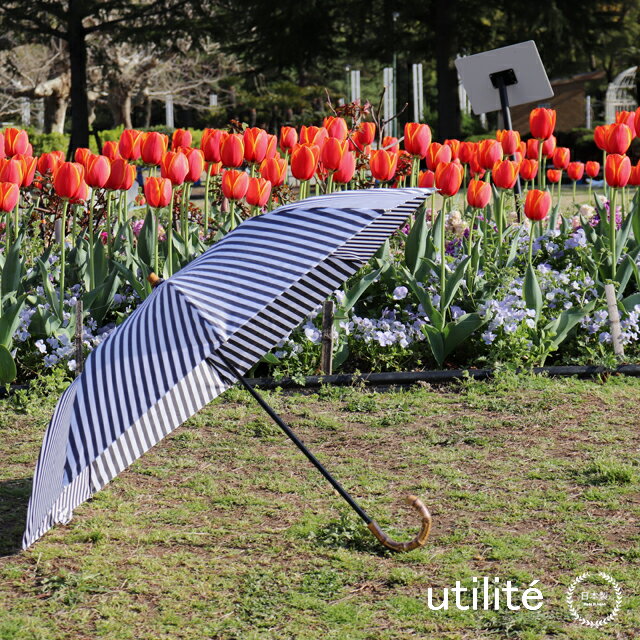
[220,133,244,168]
[299,126,328,149]
[404,122,432,158]
[469,155,485,178]
[593,125,610,152]
[243,127,269,164]
[118,129,143,161]
[458,141,476,164]
[525,139,539,160]
[542,135,556,158]
[85,154,111,188]
[552,147,570,170]
[605,154,631,188]
[444,138,461,160]
[0,182,19,211]
[245,176,272,207]
[0,158,23,185]
[171,128,192,151]
[141,132,169,165]
[628,162,640,187]
[418,170,435,188]
[435,161,463,197]
[519,159,538,182]
[207,161,222,176]
[260,155,287,186]
[524,189,551,221]
[333,151,356,184]
[355,122,376,147]
[53,162,85,199]
[323,116,349,140]
[615,110,636,137]
[585,161,600,178]
[4,128,29,156]
[161,151,189,185]
[279,126,298,151]
[321,137,348,172]
[106,158,136,191]
[369,149,398,182]
[102,140,121,160]
[37,151,64,175]
[477,139,502,170]
[466,179,491,208]
[290,144,320,181]
[382,136,399,152]
[425,142,452,171]
[529,108,556,139]
[546,169,562,184]
[74,147,92,167]
[605,123,632,155]
[15,154,36,187]
[221,169,249,200]
[567,162,584,182]
[635,107,640,142]
[265,134,278,159]
[496,129,520,156]
[183,148,204,183]
[201,129,227,163]
[492,159,519,189]
[144,176,172,208]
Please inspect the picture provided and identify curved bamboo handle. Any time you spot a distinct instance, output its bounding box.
[148,272,163,288]
[367,494,432,552]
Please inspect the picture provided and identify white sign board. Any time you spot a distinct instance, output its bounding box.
[455,41,553,115]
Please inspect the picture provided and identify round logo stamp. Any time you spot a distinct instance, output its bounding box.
[565,572,622,628]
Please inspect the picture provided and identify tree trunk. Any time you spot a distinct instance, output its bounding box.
[67,0,89,155]
[44,94,68,134]
[434,0,461,139]
[109,90,133,129]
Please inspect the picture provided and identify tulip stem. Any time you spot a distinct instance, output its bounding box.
[440,196,448,314]
[326,171,334,195]
[153,205,159,273]
[12,199,19,243]
[106,191,112,258]
[167,188,175,276]
[537,141,544,191]
[610,188,617,280]
[497,190,505,265]
[528,224,535,265]
[89,189,95,290]
[229,199,236,231]
[411,156,419,188]
[203,166,212,239]
[59,199,69,319]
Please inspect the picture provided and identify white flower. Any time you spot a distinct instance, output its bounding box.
[35,339,47,354]
[393,286,408,300]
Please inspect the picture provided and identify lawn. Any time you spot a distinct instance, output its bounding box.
[0,372,639,639]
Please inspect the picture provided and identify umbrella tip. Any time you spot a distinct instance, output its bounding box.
[148,272,164,288]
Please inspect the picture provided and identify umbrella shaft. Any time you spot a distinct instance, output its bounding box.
[217,356,372,525]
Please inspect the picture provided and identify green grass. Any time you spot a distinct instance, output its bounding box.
[1,372,639,639]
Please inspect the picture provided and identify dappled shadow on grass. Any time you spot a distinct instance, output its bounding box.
[0,477,31,556]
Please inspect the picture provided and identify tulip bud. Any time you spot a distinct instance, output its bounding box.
[552,147,570,170]
[141,132,169,165]
[299,126,328,150]
[15,154,36,187]
[221,169,249,201]
[85,154,111,188]
[102,140,121,160]
[279,126,298,151]
[321,137,348,172]
[492,159,519,189]
[160,151,189,186]
[546,169,562,184]
[185,148,205,183]
[418,170,435,188]
[201,129,227,163]
[290,144,320,181]
[106,158,136,191]
[426,142,452,171]
[245,177,272,207]
[323,116,349,141]
[605,153,631,188]
[542,135,556,158]
[519,159,539,182]
[333,151,356,184]
[220,133,245,168]
[355,122,376,147]
[243,127,269,164]
[477,139,502,170]
[529,108,556,140]
[144,176,172,208]
[444,138,461,160]
[605,123,632,155]
[369,149,398,182]
[74,147,92,167]
[53,162,85,199]
[435,161,463,197]
[0,158,23,185]
[4,128,29,156]
[466,178,492,209]
[496,129,520,156]
[567,162,585,182]
[404,123,432,158]
[259,155,287,187]
[37,152,63,175]
[585,161,600,178]
[0,181,19,211]
[118,130,143,161]
[524,189,551,221]
[171,128,192,151]
[458,141,476,164]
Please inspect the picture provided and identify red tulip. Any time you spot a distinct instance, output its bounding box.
[635,107,640,142]
[369,149,398,182]
[171,128,192,151]
[519,159,539,182]
[525,139,539,159]
[37,151,63,175]
[102,140,121,160]
[382,136,399,153]
[615,110,636,138]
[141,132,169,165]
[183,148,204,183]
[0,134,5,160]
[245,176,272,207]
[0,158,23,185]
[628,163,640,187]
[70,181,89,203]
[221,169,249,200]
[552,147,570,170]
[458,141,476,164]
[265,134,278,159]
[85,154,111,188]
[477,139,502,170]
[355,122,376,147]
[404,122,432,158]
[418,170,435,188]
[290,144,320,181]
[15,154,37,187]
[426,142,452,171]
[435,161,463,197]
[207,161,222,176]
[529,108,556,139]
[333,151,356,184]
[605,154,631,188]
[469,155,485,178]
[299,126,328,149]
[466,178,492,208]
[524,189,551,221]
[567,162,585,182]
[279,126,298,151]
[496,129,520,155]
[243,127,268,164]
[118,129,143,161]
[542,135,556,158]
[74,147,92,167]
[321,137,348,172]
[260,155,287,186]
[585,161,600,178]
[106,158,136,191]
[0,182,19,211]
[546,169,562,184]
[593,125,610,152]
[201,129,227,163]
[323,116,349,141]
[4,128,29,156]
[144,176,172,208]
[160,151,189,185]
[220,133,244,168]
[605,123,632,155]
[53,162,85,199]
[444,138,461,160]
[492,159,519,189]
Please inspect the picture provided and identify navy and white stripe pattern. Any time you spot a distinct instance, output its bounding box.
[23,188,430,549]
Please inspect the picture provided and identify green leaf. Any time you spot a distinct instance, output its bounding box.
[113,263,147,301]
[523,263,543,321]
[137,206,156,267]
[615,209,635,262]
[544,301,596,350]
[340,265,385,313]
[36,259,61,320]
[404,205,427,274]
[442,313,486,361]
[442,256,470,311]
[0,344,16,384]
[548,203,561,232]
[505,227,523,268]
[621,292,640,312]
[1,235,24,303]
[421,324,445,367]
[401,267,443,330]
[28,308,62,339]
[333,342,350,369]
[261,352,280,364]
[0,295,26,348]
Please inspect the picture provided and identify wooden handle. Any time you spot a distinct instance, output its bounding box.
[148,272,163,288]
[367,494,432,552]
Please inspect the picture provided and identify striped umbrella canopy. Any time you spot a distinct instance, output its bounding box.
[23,188,430,550]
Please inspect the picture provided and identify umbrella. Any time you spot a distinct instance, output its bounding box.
[23,188,433,552]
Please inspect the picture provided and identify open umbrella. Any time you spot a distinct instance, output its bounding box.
[24,188,433,552]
